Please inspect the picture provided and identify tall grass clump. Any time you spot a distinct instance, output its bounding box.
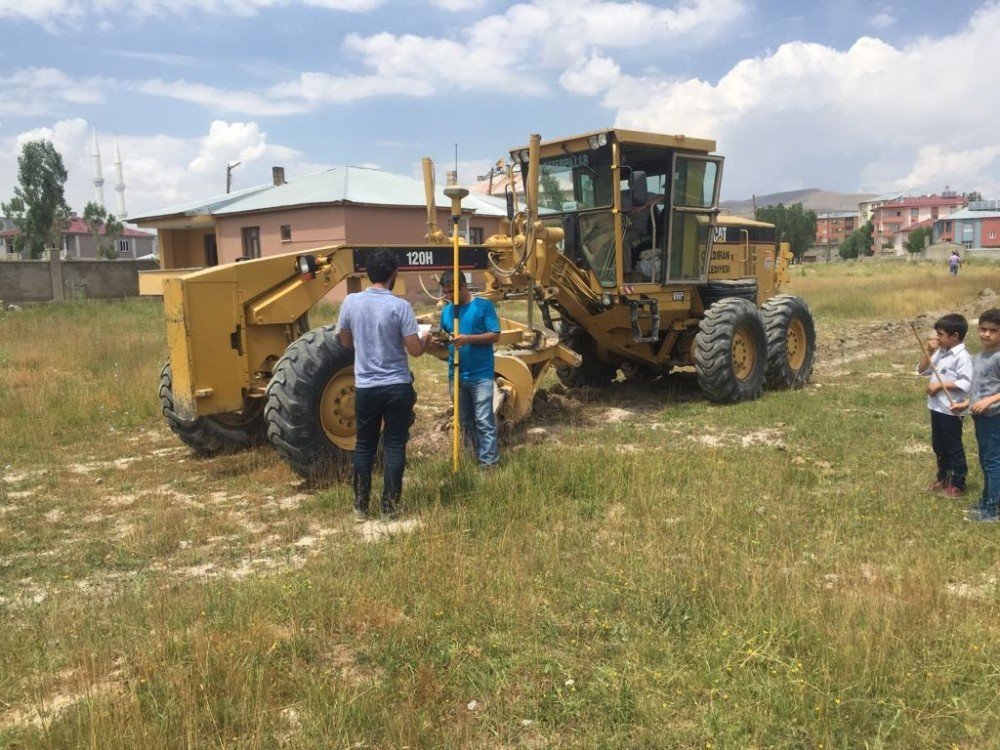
[786,259,1000,320]
[0,299,166,461]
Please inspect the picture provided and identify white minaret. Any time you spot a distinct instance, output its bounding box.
[91,128,105,207]
[114,136,127,219]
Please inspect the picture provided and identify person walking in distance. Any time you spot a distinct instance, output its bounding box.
[336,249,431,521]
[438,270,501,468]
[949,250,962,276]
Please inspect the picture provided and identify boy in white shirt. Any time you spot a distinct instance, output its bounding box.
[918,313,973,497]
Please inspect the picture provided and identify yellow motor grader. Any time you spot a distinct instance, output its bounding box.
[143,128,815,480]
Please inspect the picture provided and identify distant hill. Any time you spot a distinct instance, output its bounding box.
[721,188,878,218]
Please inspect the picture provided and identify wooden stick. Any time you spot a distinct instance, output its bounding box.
[910,322,956,407]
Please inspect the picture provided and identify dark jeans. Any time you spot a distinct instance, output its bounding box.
[353,382,416,513]
[973,414,1000,514]
[930,409,967,490]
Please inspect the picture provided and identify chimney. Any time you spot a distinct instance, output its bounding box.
[272,166,286,186]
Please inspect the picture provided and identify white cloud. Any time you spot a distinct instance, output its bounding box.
[427,0,486,10]
[870,10,896,29]
[0,68,106,117]
[0,118,316,217]
[135,79,312,116]
[883,144,1000,196]
[0,0,384,28]
[559,52,622,96]
[607,3,1000,197]
[188,121,270,174]
[1,0,743,116]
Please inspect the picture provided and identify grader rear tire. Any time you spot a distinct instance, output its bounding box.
[761,294,816,389]
[555,322,618,388]
[694,297,767,403]
[264,325,355,482]
[159,363,264,455]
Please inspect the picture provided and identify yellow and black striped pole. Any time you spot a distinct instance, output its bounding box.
[443,183,469,473]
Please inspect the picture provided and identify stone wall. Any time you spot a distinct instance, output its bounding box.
[0,259,159,305]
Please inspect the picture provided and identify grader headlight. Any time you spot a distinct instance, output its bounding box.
[296,254,318,280]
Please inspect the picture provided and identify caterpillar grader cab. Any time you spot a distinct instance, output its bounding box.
[143,128,815,481]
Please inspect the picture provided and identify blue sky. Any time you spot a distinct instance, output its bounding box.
[0,0,996,217]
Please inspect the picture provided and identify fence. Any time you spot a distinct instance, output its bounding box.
[0,258,160,305]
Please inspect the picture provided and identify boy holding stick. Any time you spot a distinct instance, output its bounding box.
[916,314,973,497]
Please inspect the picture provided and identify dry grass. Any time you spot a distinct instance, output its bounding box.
[2,261,1000,747]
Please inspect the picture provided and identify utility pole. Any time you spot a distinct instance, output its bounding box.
[226,161,242,194]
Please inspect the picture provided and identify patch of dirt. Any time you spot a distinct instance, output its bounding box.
[815,286,999,377]
[0,669,122,731]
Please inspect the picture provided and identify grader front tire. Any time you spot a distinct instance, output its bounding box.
[761,294,816,389]
[264,325,356,483]
[694,297,767,403]
[159,363,264,455]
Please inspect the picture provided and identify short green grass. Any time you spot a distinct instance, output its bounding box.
[2,261,1000,748]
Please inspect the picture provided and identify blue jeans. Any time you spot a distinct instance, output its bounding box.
[973,415,1000,514]
[353,382,416,513]
[450,378,499,466]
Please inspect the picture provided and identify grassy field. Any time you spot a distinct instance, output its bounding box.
[2,261,1000,748]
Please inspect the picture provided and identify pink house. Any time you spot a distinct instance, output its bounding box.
[871,193,967,254]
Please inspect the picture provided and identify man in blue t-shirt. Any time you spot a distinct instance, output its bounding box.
[438,270,501,468]
[336,249,431,521]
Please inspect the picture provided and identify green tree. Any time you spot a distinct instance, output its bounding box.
[82,201,125,259]
[905,227,933,254]
[839,231,859,260]
[2,140,71,259]
[755,203,817,260]
[965,191,983,203]
[837,222,874,260]
[860,220,874,256]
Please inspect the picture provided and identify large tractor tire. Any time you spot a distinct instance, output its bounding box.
[555,322,618,388]
[761,294,816,388]
[264,324,355,482]
[159,363,265,455]
[694,297,767,403]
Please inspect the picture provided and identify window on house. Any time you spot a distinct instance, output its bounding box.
[910,208,918,221]
[932,208,939,219]
[990,231,997,240]
[117,239,132,256]
[241,227,261,259]
[469,227,484,244]
[280,225,292,242]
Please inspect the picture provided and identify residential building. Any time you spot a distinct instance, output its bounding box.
[935,201,1000,248]
[871,193,967,254]
[131,166,507,300]
[0,218,155,259]
[815,211,859,247]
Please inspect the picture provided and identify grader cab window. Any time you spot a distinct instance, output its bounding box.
[667,156,722,281]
